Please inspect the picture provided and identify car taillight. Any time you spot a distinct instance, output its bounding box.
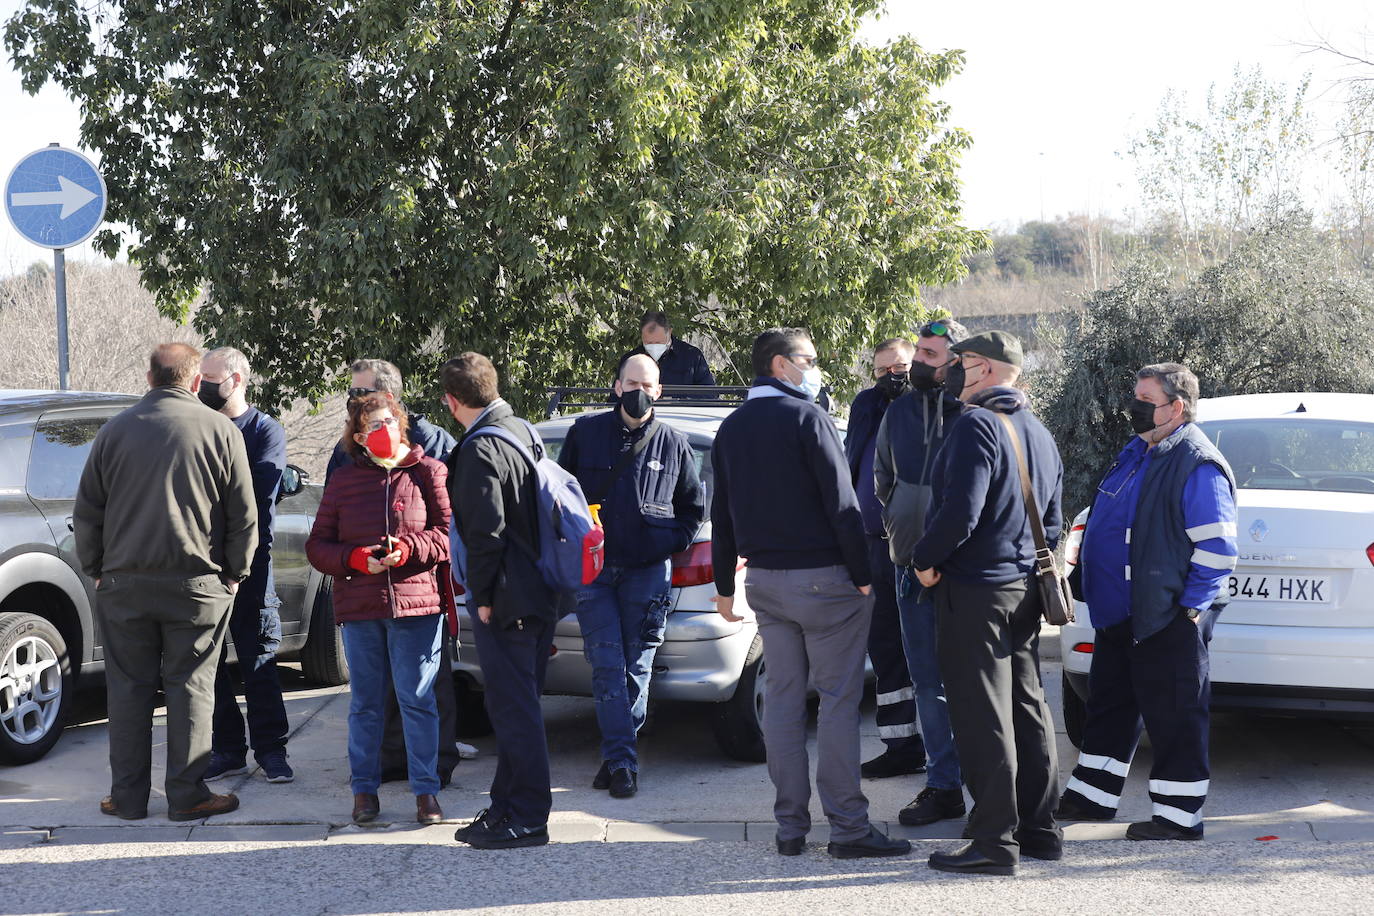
[1366,543,1374,567]
[1064,523,1087,567]
[671,541,715,587]
[1072,642,1094,654]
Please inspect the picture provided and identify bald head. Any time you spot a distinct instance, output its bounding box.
[620,354,660,387]
[148,343,202,390]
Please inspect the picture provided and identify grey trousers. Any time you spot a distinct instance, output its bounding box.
[746,565,873,843]
[97,571,234,813]
[935,576,1061,865]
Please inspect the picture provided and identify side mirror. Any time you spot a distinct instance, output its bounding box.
[278,463,309,502]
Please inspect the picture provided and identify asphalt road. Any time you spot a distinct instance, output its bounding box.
[2,652,1373,915]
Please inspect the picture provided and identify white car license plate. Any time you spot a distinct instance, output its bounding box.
[1226,573,1330,604]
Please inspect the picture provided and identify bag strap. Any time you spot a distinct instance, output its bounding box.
[591,420,660,506]
[460,420,544,570]
[993,412,1050,555]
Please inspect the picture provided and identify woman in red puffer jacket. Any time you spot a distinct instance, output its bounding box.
[306,393,452,827]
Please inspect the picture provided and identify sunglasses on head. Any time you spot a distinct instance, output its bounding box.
[920,319,950,338]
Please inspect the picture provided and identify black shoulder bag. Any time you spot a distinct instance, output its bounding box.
[590,420,660,506]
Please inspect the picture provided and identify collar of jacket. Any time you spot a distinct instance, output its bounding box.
[748,376,809,400]
[967,385,1029,413]
[1146,421,1194,457]
[462,399,514,439]
[144,385,198,404]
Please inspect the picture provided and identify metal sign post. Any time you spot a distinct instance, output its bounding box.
[4,143,108,390]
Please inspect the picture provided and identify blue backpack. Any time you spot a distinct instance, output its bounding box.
[449,418,604,597]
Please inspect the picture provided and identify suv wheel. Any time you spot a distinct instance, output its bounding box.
[1062,670,1086,749]
[0,612,73,764]
[300,578,350,686]
[712,633,767,762]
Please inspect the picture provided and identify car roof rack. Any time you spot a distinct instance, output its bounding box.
[545,386,750,418]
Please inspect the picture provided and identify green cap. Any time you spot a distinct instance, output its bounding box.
[951,330,1023,368]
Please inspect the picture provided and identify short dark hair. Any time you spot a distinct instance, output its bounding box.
[1137,362,1200,422]
[441,352,500,408]
[149,343,201,388]
[348,358,403,395]
[751,328,811,378]
[874,337,914,358]
[342,393,410,460]
[639,310,671,331]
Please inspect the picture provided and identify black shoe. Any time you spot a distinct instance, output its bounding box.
[860,748,927,779]
[1055,793,1116,821]
[1126,818,1203,841]
[827,825,912,859]
[462,815,550,849]
[928,843,1017,876]
[898,786,967,826]
[609,768,638,799]
[776,834,805,856]
[592,761,611,790]
[453,808,501,843]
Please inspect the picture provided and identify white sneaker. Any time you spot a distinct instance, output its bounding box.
[456,741,478,760]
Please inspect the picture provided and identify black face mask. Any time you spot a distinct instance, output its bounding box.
[942,361,966,400]
[198,379,229,411]
[876,372,909,400]
[621,388,653,420]
[1129,398,1164,435]
[909,361,939,391]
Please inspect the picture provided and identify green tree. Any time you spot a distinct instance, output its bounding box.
[1041,210,1374,516]
[6,0,981,415]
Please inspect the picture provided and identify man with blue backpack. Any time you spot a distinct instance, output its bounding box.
[558,354,706,799]
[441,352,566,850]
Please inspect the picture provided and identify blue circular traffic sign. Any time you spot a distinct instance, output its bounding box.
[4,146,107,249]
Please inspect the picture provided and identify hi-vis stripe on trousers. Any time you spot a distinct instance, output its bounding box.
[1060,608,1216,835]
[866,536,923,753]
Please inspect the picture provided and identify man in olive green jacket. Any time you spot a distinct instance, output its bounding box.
[75,343,258,822]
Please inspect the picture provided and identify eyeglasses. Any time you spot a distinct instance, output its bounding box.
[365,416,398,433]
[873,362,912,379]
[348,386,378,399]
[1096,458,1142,498]
[787,353,818,369]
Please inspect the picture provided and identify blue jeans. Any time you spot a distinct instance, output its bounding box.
[896,566,962,791]
[576,561,672,772]
[340,614,443,796]
[211,563,289,761]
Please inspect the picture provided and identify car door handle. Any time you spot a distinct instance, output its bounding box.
[65,516,74,532]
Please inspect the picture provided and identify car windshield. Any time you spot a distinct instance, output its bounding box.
[1200,419,1374,493]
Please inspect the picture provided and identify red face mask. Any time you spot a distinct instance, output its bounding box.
[365,425,396,459]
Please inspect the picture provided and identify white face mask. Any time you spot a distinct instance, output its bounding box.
[782,359,824,401]
[644,342,668,360]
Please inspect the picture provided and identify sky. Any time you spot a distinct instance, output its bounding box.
[1,0,1372,269]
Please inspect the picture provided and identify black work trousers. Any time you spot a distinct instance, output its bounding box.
[865,534,924,758]
[935,575,1060,866]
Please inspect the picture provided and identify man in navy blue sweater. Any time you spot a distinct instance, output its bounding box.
[198,347,293,785]
[712,328,909,861]
[558,354,705,798]
[911,331,1064,877]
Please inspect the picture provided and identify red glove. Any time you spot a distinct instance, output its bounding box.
[389,537,412,568]
[348,547,376,574]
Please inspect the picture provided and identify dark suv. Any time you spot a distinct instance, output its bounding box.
[0,390,345,765]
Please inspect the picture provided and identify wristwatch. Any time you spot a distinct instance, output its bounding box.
[1183,607,1201,620]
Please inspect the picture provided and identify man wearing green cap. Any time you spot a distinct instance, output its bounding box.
[910,330,1064,877]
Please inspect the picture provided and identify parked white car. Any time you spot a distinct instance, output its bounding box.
[1061,392,1374,746]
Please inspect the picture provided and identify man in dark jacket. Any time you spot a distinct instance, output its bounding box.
[74,343,257,822]
[614,310,716,387]
[911,330,1064,877]
[874,318,968,827]
[843,337,926,779]
[712,328,910,861]
[559,354,705,798]
[326,357,462,786]
[198,346,293,785]
[443,352,557,850]
[1056,363,1236,841]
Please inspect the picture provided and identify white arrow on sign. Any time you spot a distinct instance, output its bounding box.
[9,175,98,220]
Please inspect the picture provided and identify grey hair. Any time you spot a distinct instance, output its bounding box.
[1137,362,1199,421]
[204,346,251,382]
[348,358,403,395]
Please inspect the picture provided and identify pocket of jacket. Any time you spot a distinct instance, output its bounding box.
[883,482,933,565]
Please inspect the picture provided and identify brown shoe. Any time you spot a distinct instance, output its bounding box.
[352,792,381,824]
[168,793,239,822]
[416,794,444,825]
[99,796,147,820]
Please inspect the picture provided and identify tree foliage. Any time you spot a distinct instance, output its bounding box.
[5,0,981,415]
[1041,210,1374,516]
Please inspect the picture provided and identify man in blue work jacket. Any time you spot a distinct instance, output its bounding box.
[1057,362,1237,841]
[559,354,706,798]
